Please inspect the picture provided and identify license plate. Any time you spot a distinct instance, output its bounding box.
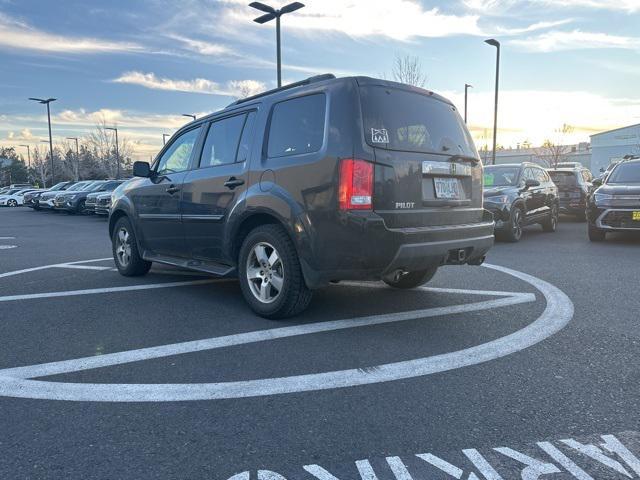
[633,211,640,221]
[434,177,461,200]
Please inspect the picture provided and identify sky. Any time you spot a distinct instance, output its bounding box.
[1,0,640,160]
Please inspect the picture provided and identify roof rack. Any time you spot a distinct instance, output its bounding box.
[227,73,336,107]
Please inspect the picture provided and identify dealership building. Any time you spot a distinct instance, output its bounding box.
[589,123,640,174]
[484,123,640,174]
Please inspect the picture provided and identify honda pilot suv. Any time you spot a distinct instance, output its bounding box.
[110,75,494,318]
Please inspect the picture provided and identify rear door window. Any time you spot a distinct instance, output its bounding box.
[359,85,477,158]
[267,94,326,158]
[199,114,246,168]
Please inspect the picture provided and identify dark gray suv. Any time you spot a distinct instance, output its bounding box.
[109,74,494,318]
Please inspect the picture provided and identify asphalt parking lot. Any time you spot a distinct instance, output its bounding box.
[1,208,639,479]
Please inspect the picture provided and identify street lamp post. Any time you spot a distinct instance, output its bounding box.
[19,144,31,167]
[28,97,56,186]
[484,39,500,165]
[163,134,170,145]
[249,2,305,88]
[464,83,472,124]
[105,127,120,179]
[66,137,80,180]
[181,114,196,121]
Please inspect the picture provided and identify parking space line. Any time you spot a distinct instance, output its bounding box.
[0,278,220,303]
[0,257,112,279]
[0,236,16,240]
[0,289,534,380]
[54,264,113,271]
[0,263,573,402]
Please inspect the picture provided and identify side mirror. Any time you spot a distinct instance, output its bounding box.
[133,161,151,178]
[523,179,540,189]
[599,167,605,173]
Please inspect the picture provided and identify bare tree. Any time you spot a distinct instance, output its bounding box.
[30,145,50,187]
[391,54,427,88]
[536,124,574,169]
[87,117,133,178]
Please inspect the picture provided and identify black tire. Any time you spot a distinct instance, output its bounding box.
[541,204,559,232]
[588,224,606,242]
[383,265,438,289]
[111,216,151,276]
[238,224,312,319]
[500,206,524,242]
[76,200,85,214]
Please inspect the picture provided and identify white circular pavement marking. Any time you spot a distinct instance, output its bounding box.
[0,262,573,402]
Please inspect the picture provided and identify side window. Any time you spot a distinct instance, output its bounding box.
[534,169,547,183]
[523,168,535,182]
[267,93,326,158]
[199,114,246,168]
[157,127,201,175]
[236,111,257,163]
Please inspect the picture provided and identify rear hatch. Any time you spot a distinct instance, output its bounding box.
[548,170,582,200]
[358,80,484,229]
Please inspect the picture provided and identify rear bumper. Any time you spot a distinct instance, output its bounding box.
[301,210,495,288]
[558,198,586,214]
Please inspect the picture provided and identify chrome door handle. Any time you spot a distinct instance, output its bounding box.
[166,185,180,194]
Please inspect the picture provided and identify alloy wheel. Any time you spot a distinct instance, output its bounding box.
[512,209,523,240]
[115,227,132,267]
[246,242,284,304]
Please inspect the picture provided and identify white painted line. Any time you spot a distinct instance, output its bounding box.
[537,442,594,480]
[0,291,532,379]
[0,263,573,402]
[0,279,218,303]
[54,264,113,271]
[0,236,16,239]
[0,257,112,279]
[0,245,17,250]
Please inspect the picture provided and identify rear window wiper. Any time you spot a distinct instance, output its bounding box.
[448,154,481,166]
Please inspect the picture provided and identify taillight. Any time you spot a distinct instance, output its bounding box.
[339,158,373,210]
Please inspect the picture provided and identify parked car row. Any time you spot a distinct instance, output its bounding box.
[21,179,125,215]
[483,159,640,243]
[0,187,41,206]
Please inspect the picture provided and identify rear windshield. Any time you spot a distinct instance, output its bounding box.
[359,86,478,158]
[548,171,579,187]
[608,162,640,184]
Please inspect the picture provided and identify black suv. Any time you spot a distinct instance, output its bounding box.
[483,163,559,242]
[109,74,494,318]
[587,159,640,241]
[547,167,593,219]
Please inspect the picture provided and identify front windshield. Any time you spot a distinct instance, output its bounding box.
[49,182,67,191]
[608,162,640,184]
[483,167,520,187]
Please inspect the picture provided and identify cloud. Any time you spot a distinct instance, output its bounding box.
[112,71,267,97]
[167,34,235,56]
[0,12,143,54]
[532,0,640,13]
[6,128,35,141]
[509,29,640,52]
[464,0,640,13]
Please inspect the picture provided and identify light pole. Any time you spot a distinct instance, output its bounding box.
[66,137,80,180]
[181,114,196,121]
[28,97,56,186]
[163,133,170,145]
[484,39,500,165]
[105,127,120,179]
[249,2,305,88]
[19,144,31,167]
[464,83,472,124]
